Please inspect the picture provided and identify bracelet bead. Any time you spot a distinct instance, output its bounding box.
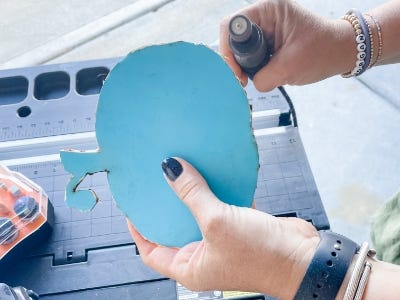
[357,52,366,60]
[355,34,365,43]
[356,60,364,67]
[354,67,362,75]
[357,43,366,52]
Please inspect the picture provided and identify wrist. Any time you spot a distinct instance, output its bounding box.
[293,231,361,300]
[285,234,320,300]
[331,19,358,75]
[267,218,320,300]
[253,217,320,300]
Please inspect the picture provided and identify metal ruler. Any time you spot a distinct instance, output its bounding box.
[0,58,290,143]
[0,58,115,142]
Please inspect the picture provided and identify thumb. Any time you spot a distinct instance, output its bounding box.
[161,157,223,229]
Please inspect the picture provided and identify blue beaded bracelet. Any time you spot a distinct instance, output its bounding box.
[349,9,371,75]
[341,9,372,77]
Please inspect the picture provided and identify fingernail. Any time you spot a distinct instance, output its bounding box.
[161,157,183,181]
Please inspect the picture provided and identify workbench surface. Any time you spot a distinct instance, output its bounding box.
[1,0,399,245]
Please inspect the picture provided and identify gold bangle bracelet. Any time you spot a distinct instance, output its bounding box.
[364,13,383,67]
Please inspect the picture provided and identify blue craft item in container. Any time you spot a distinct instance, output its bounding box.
[60,42,259,247]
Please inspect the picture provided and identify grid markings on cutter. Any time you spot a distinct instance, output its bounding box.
[10,161,130,247]
[254,129,313,214]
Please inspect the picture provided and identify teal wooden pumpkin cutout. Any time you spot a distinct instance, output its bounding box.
[60,42,259,247]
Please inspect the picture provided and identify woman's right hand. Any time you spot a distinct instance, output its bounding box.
[129,157,320,299]
[219,0,356,91]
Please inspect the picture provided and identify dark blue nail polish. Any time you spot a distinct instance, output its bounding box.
[161,157,183,181]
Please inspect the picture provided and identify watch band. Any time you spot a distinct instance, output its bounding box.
[294,231,359,300]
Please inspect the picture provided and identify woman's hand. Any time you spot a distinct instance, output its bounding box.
[128,157,319,299]
[219,0,355,91]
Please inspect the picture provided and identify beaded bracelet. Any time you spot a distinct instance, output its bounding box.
[363,17,374,69]
[341,9,371,77]
[365,13,383,67]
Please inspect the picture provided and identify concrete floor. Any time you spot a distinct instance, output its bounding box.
[1,0,399,244]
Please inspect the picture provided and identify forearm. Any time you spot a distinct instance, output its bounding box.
[367,0,400,65]
[361,260,400,299]
[337,258,400,299]
[335,255,400,300]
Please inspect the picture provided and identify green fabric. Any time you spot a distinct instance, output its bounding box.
[371,191,400,264]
